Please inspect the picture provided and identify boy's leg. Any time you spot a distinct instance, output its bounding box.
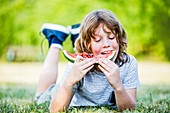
[36,46,60,94]
[36,23,69,95]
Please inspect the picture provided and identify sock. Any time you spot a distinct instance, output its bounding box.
[51,43,62,50]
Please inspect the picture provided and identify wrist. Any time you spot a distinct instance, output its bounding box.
[114,82,124,92]
[63,77,75,88]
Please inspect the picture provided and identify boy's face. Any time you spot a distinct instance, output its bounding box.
[90,24,119,61]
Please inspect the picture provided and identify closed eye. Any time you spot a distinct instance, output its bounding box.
[94,38,101,42]
[108,36,115,40]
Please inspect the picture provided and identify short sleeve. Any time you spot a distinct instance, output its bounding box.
[60,62,79,92]
[59,62,73,85]
[123,55,140,89]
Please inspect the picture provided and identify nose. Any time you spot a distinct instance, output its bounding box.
[103,38,110,48]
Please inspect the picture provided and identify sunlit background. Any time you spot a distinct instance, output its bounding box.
[1,0,169,84]
[1,0,170,62]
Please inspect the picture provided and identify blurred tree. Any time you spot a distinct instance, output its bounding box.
[136,0,170,61]
[0,1,14,57]
[0,0,170,61]
[150,0,170,60]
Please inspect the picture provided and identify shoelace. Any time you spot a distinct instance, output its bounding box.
[40,38,46,57]
[39,31,47,58]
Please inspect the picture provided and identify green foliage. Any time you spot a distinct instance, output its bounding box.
[0,84,170,113]
[132,0,170,61]
[0,1,14,57]
[0,0,170,61]
[150,0,170,61]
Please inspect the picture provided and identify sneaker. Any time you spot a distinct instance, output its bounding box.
[41,23,69,49]
[67,23,80,50]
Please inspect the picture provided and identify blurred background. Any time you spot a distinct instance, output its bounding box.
[0,0,170,85]
[1,0,170,62]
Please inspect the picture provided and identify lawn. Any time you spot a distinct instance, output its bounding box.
[0,62,170,113]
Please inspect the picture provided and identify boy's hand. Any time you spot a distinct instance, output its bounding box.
[67,55,96,85]
[98,58,123,90]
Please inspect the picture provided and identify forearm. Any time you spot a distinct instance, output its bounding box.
[114,84,136,111]
[50,80,74,113]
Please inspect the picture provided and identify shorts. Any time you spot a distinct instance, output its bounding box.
[35,83,60,105]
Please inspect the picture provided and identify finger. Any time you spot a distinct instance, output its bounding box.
[82,64,94,75]
[75,55,84,62]
[100,58,112,68]
[98,65,109,76]
[81,58,96,70]
[80,58,95,66]
[99,58,115,70]
[98,60,111,72]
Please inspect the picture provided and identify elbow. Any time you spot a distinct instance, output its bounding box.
[118,102,136,112]
[49,100,67,113]
[50,106,62,113]
[50,108,63,113]
[50,104,66,113]
[131,100,137,110]
[126,98,137,110]
[130,102,136,110]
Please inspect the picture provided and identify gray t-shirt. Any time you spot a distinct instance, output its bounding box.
[35,54,140,108]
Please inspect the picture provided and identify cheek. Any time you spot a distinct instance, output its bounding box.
[112,39,119,49]
[91,42,101,54]
[112,39,119,54]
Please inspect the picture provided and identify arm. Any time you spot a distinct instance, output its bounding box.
[114,84,137,111]
[50,79,75,112]
[50,56,96,112]
[98,58,138,111]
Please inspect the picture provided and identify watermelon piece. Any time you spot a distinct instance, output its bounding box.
[62,50,115,63]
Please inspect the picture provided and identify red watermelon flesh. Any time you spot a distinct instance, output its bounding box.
[62,50,115,63]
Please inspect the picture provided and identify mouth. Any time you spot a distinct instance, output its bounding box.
[94,50,116,62]
[101,50,113,55]
[96,50,114,58]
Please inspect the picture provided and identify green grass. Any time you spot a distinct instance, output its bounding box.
[0,83,170,113]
